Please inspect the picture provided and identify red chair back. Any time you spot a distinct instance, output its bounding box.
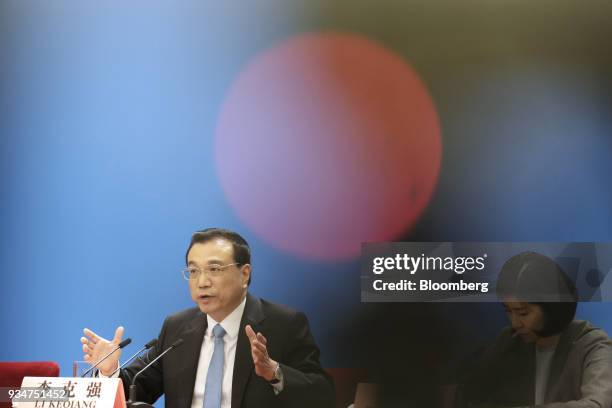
[0,362,60,408]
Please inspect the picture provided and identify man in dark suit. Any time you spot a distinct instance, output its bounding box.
[81,228,334,408]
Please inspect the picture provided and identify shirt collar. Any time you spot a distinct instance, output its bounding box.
[206,296,247,340]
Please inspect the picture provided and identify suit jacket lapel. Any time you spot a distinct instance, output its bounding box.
[231,293,265,408]
[175,311,207,408]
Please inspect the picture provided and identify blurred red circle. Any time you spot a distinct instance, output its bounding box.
[216,32,441,260]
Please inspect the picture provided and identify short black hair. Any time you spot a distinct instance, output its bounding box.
[496,251,577,336]
[185,228,252,285]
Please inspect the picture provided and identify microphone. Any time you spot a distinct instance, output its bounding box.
[109,339,158,377]
[128,339,184,408]
[82,338,132,377]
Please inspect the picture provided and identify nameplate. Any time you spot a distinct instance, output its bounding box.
[14,377,126,408]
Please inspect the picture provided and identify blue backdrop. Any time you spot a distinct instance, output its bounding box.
[2,0,612,388]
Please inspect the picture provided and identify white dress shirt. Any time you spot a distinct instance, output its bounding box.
[190,297,246,408]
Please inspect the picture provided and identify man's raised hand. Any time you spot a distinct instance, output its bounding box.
[80,326,124,376]
[245,325,278,382]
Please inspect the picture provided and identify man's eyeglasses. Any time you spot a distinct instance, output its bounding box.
[181,263,240,280]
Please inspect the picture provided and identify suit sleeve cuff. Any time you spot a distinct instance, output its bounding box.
[269,364,285,395]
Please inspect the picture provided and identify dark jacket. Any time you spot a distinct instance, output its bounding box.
[457,320,612,408]
[120,294,334,408]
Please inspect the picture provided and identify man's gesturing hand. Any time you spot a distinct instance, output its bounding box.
[80,326,124,376]
[245,325,278,382]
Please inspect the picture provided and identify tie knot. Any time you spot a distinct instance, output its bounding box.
[212,324,226,339]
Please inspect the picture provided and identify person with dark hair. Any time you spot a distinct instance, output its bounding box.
[80,228,334,408]
[456,251,612,408]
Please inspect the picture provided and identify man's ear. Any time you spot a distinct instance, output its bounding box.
[241,264,252,287]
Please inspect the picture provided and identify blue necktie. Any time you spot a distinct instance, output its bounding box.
[203,324,226,408]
